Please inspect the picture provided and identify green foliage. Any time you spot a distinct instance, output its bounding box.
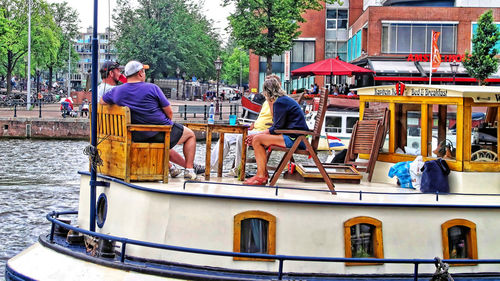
[114,0,221,81]
[221,46,249,86]
[0,0,60,94]
[225,0,342,75]
[47,2,80,88]
[462,9,500,85]
[48,2,80,71]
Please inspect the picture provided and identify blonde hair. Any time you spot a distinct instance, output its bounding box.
[262,76,285,101]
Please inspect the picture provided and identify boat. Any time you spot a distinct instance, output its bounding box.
[7,83,500,280]
[306,95,360,151]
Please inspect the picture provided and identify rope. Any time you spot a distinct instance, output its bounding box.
[430,257,454,281]
[84,144,103,171]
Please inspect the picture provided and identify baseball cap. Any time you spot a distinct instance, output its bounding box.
[124,60,150,77]
[99,61,123,74]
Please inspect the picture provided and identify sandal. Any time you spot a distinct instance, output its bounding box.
[243,175,269,186]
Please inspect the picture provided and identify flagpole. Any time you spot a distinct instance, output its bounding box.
[429,31,433,85]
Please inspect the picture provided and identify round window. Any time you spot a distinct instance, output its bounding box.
[96,193,108,228]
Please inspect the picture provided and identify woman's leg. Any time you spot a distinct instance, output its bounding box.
[251,134,285,178]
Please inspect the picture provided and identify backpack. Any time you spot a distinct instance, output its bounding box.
[420,159,450,193]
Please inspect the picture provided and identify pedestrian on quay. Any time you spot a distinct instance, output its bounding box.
[100,60,204,180]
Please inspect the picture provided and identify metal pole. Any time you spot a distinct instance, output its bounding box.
[239,50,242,90]
[68,42,71,97]
[216,70,220,99]
[27,0,31,110]
[89,0,99,233]
[176,77,179,100]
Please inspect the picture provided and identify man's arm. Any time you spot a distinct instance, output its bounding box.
[162,105,173,120]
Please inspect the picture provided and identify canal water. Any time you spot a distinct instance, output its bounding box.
[0,139,88,279]
[0,138,263,278]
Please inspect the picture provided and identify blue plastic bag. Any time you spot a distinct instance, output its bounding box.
[388,161,413,189]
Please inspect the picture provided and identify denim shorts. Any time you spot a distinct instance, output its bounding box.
[282,135,306,149]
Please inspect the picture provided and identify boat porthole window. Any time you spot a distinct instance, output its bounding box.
[96,193,108,228]
[233,210,276,261]
[344,216,384,266]
[441,219,478,265]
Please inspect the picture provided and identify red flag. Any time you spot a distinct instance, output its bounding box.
[431,31,441,72]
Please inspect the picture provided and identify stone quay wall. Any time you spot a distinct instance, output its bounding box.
[0,118,89,140]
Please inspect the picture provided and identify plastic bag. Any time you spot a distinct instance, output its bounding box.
[388,161,413,189]
[409,156,424,190]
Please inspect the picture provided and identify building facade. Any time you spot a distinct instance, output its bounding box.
[72,27,118,90]
[248,0,500,93]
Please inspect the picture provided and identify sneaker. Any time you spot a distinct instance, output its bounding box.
[184,169,197,180]
[194,163,205,175]
[228,167,239,178]
[169,165,182,178]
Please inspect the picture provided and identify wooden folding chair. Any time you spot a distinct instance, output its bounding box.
[266,88,336,194]
[344,119,384,182]
[362,107,390,150]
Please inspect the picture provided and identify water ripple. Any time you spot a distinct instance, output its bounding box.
[0,139,88,279]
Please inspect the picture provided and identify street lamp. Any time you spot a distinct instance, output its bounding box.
[176,67,180,100]
[450,60,459,85]
[182,72,186,100]
[214,56,223,99]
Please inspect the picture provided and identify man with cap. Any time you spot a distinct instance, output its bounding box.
[97,61,124,101]
[100,60,200,180]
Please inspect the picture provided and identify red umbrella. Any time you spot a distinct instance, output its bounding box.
[291,58,374,77]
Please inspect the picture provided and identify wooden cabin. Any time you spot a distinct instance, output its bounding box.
[357,85,500,193]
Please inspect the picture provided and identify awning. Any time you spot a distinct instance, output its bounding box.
[418,62,468,75]
[369,60,421,74]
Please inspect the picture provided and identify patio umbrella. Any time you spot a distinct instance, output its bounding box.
[291,58,374,77]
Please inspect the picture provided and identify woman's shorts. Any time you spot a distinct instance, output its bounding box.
[282,135,306,149]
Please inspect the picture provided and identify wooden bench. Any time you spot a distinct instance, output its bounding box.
[94,104,172,183]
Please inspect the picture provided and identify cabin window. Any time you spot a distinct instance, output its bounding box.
[441,219,478,265]
[394,104,421,155]
[470,106,498,162]
[234,210,276,261]
[344,216,383,265]
[346,117,358,133]
[428,104,457,159]
[364,102,390,152]
[325,116,342,133]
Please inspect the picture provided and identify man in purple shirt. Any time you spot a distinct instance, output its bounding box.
[101,60,198,180]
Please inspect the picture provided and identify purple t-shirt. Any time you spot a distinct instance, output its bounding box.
[103,82,172,140]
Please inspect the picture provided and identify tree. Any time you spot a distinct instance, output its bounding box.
[225,0,342,75]
[48,2,80,91]
[0,0,60,95]
[221,45,249,86]
[114,0,221,82]
[462,9,500,86]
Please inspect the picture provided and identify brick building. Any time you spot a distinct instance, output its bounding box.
[248,0,500,93]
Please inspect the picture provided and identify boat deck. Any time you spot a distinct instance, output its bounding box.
[92,172,500,207]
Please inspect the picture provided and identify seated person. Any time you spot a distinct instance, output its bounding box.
[101,60,202,180]
[210,75,279,176]
[243,77,309,185]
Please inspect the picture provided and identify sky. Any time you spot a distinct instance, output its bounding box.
[46,0,233,42]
